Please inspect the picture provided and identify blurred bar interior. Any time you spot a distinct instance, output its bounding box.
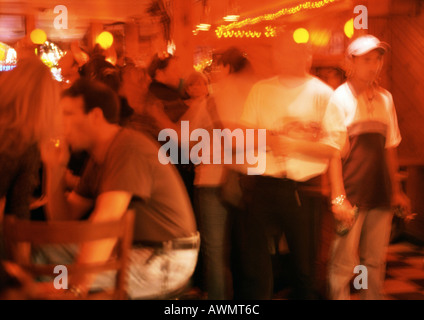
[1,0,424,299]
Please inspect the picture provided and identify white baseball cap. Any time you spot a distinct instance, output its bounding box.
[346,35,389,57]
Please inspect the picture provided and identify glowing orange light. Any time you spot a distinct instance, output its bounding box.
[264,26,277,38]
[194,58,213,72]
[216,26,275,39]
[96,31,114,49]
[293,28,309,44]
[30,29,47,45]
[310,30,331,46]
[215,0,337,34]
[223,15,240,22]
[196,24,211,31]
[105,56,116,65]
[0,44,5,60]
[344,18,354,38]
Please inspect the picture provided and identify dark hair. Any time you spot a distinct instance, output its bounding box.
[79,57,121,92]
[213,47,251,74]
[62,78,120,124]
[147,53,175,79]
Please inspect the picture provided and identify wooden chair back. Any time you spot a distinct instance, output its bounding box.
[3,210,134,300]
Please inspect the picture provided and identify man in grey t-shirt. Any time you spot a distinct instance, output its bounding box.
[41,79,199,299]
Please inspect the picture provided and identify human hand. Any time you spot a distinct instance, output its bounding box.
[392,191,411,212]
[65,169,80,190]
[392,191,416,222]
[332,197,356,228]
[40,137,70,169]
[267,133,296,157]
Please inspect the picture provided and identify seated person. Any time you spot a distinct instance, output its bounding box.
[39,79,199,299]
[79,55,134,126]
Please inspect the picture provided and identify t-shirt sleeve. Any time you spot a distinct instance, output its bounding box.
[100,142,153,200]
[385,92,402,148]
[74,138,154,201]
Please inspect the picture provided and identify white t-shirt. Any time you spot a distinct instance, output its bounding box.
[328,82,401,150]
[328,82,402,209]
[240,75,346,181]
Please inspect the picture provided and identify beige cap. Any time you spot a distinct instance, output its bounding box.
[347,35,389,57]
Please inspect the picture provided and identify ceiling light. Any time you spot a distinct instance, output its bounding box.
[196,23,211,31]
[223,15,240,22]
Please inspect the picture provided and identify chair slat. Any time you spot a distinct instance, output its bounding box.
[6,219,128,244]
[3,210,135,300]
[20,260,122,276]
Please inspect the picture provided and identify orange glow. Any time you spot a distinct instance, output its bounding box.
[215,26,276,39]
[293,28,309,44]
[196,24,211,31]
[223,15,240,22]
[264,26,277,38]
[215,0,337,35]
[344,18,354,38]
[310,30,331,46]
[193,59,212,72]
[96,31,114,50]
[216,30,261,38]
[30,29,47,45]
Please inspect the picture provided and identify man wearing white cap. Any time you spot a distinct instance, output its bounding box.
[327,35,411,299]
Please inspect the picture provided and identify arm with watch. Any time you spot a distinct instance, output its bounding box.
[328,152,358,236]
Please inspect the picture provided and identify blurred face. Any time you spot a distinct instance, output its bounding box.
[272,35,312,76]
[58,52,79,83]
[60,96,94,151]
[186,78,208,98]
[159,58,182,88]
[352,49,384,83]
[210,62,230,83]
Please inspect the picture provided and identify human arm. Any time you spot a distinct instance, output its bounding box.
[324,92,356,225]
[385,147,411,216]
[41,139,93,221]
[384,93,412,218]
[266,133,340,159]
[237,82,346,160]
[68,191,132,296]
[328,151,356,227]
[68,138,149,295]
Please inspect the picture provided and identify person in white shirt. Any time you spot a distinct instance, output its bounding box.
[327,35,411,300]
[236,33,346,299]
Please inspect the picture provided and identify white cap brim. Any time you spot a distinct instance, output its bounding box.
[347,35,390,57]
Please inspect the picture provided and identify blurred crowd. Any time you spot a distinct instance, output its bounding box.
[0,33,411,300]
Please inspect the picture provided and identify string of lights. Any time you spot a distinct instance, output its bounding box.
[216,26,277,39]
[215,0,338,37]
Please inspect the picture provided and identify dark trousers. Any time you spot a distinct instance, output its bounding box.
[194,187,233,299]
[236,175,322,300]
[175,163,195,207]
